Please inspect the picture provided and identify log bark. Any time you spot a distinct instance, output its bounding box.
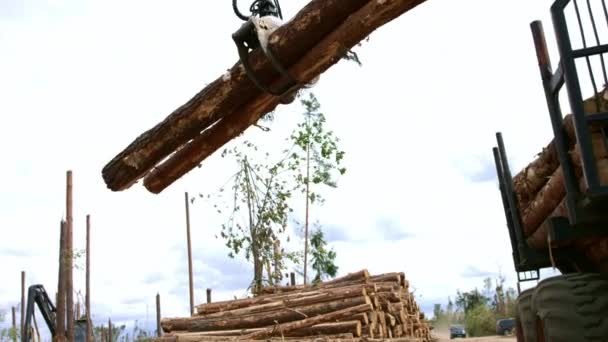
[153,335,356,342]
[163,296,370,332]
[241,303,373,339]
[521,166,566,236]
[375,292,401,304]
[165,323,360,339]
[259,270,370,295]
[197,288,367,319]
[367,273,402,285]
[279,321,362,338]
[102,0,374,191]
[196,283,370,315]
[525,198,569,249]
[142,0,429,194]
[513,91,608,209]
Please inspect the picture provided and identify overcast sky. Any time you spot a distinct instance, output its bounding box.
[2,0,602,338]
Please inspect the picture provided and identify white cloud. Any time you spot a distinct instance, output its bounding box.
[0,0,590,338]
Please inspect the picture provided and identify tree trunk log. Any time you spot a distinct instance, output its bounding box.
[102,0,375,191]
[259,270,370,295]
[196,283,370,315]
[512,91,608,210]
[525,198,569,249]
[152,334,356,342]
[521,166,566,236]
[142,0,429,194]
[240,303,373,339]
[163,296,370,332]
[278,321,362,338]
[197,288,367,319]
[165,322,360,339]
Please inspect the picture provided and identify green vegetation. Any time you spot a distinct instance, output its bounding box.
[309,224,339,284]
[431,273,517,337]
[0,308,20,341]
[196,91,345,293]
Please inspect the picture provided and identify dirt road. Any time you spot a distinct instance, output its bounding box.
[433,332,516,342]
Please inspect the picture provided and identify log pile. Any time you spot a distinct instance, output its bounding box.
[157,270,432,342]
[512,89,608,264]
[101,0,428,195]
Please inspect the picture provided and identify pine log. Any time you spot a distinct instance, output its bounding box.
[155,334,356,342]
[323,270,371,286]
[167,323,361,339]
[102,0,375,191]
[258,270,370,295]
[526,198,569,249]
[141,0,429,194]
[197,287,367,319]
[282,321,362,338]
[362,325,375,339]
[521,166,566,236]
[241,303,373,339]
[377,312,387,338]
[368,273,401,284]
[373,282,400,293]
[336,313,369,326]
[163,296,371,332]
[375,292,401,303]
[196,283,370,315]
[513,91,608,210]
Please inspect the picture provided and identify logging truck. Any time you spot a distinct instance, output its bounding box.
[493,1,608,341]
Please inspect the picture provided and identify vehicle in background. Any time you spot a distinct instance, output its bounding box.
[496,318,515,335]
[449,324,466,339]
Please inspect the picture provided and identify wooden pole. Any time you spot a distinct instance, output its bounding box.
[290,272,296,286]
[86,214,92,342]
[206,288,212,304]
[185,192,194,316]
[108,318,112,342]
[156,293,162,337]
[21,270,25,333]
[76,301,80,320]
[11,306,16,342]
[66,170,75,341]
[57,220,67,341]
[303,142,311,286]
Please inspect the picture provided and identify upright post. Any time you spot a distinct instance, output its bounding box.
[21,271,25,334]
[156,293,162,337]
[57,220,67,341]
[86,214,92,342]
[185,192,194,316]
[11,306,16,342]
[206,288,212,304]
[108,318,112,342]
[66,171,75,341]
[290,272,295,286]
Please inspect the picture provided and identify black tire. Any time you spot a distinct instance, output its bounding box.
[516,287,537,342]
[531,273,608,342]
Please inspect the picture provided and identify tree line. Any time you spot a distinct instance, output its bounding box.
[431,273,517,337]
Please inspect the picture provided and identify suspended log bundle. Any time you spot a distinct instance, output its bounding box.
[101,0,428,194]
[157,270,432,342]
[511,89,608,266]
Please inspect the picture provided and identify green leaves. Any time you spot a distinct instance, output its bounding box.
[287,92,347,204]
[309,225,339,284]
[195,90,347,292]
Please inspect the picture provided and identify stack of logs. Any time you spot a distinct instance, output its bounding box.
[513,89,608,264]
[156,270,432,342]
